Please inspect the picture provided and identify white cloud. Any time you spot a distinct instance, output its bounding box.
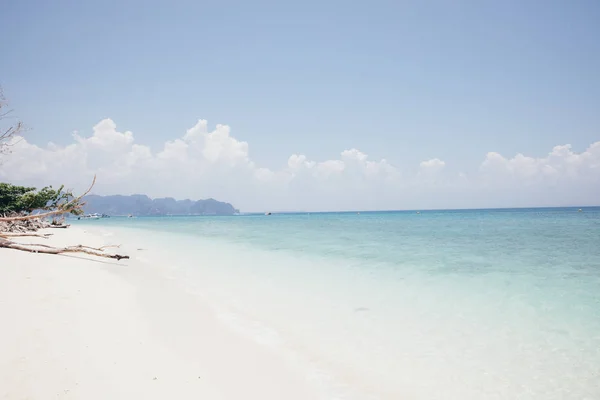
[315,160,346,177]
[75,119,134,150]
[480,142,600,183]
[0,118,598,211]
[287,154,315,171]
[420,158,446,170]
[341,148,368,162]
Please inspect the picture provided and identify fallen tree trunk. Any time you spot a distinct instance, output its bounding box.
[0,238,129,261]
[0,176,129,261]
[0,209,70,222]
[0,232,52,239]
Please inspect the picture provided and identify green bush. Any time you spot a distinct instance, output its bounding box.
[0,183,68,214]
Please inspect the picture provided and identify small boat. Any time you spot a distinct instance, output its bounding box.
[77,213,102,220]
[265,212,272,216]
[87,213,101,219]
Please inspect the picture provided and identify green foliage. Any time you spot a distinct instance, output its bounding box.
[0,183,35,213]
[0,182,75,214]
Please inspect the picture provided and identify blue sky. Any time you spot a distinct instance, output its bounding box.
[1,0,599,210]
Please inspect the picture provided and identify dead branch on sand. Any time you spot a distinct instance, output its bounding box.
[0,232,52,239]
[0,238,129,260]
[0,218,50,233]
[0,176,129,261]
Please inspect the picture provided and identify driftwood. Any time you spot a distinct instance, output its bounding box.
[0,218,50,233]
[0,238,129,260]
[0,219,69,233]
[0,232,52,238]
[0,176,129,261]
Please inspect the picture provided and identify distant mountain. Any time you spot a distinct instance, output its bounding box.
[82,194,239,216]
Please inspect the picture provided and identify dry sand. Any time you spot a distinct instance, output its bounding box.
[0,227,319,399]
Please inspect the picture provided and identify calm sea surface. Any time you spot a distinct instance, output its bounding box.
[77,208,600,399]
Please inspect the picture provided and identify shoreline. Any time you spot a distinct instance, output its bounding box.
[3,219,600,399]
[0,227,321,400]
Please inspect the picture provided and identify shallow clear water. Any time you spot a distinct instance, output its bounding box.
[78,208,600,399]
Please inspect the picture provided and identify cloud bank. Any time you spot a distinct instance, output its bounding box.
[1,118,598,211]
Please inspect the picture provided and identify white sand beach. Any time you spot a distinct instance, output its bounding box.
[0,227,320,400]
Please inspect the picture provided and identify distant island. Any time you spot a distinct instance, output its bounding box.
[82,194,239,216]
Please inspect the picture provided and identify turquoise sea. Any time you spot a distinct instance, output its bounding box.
[78,208,600,399]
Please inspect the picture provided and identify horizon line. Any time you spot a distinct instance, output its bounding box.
[239,205,599,215]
